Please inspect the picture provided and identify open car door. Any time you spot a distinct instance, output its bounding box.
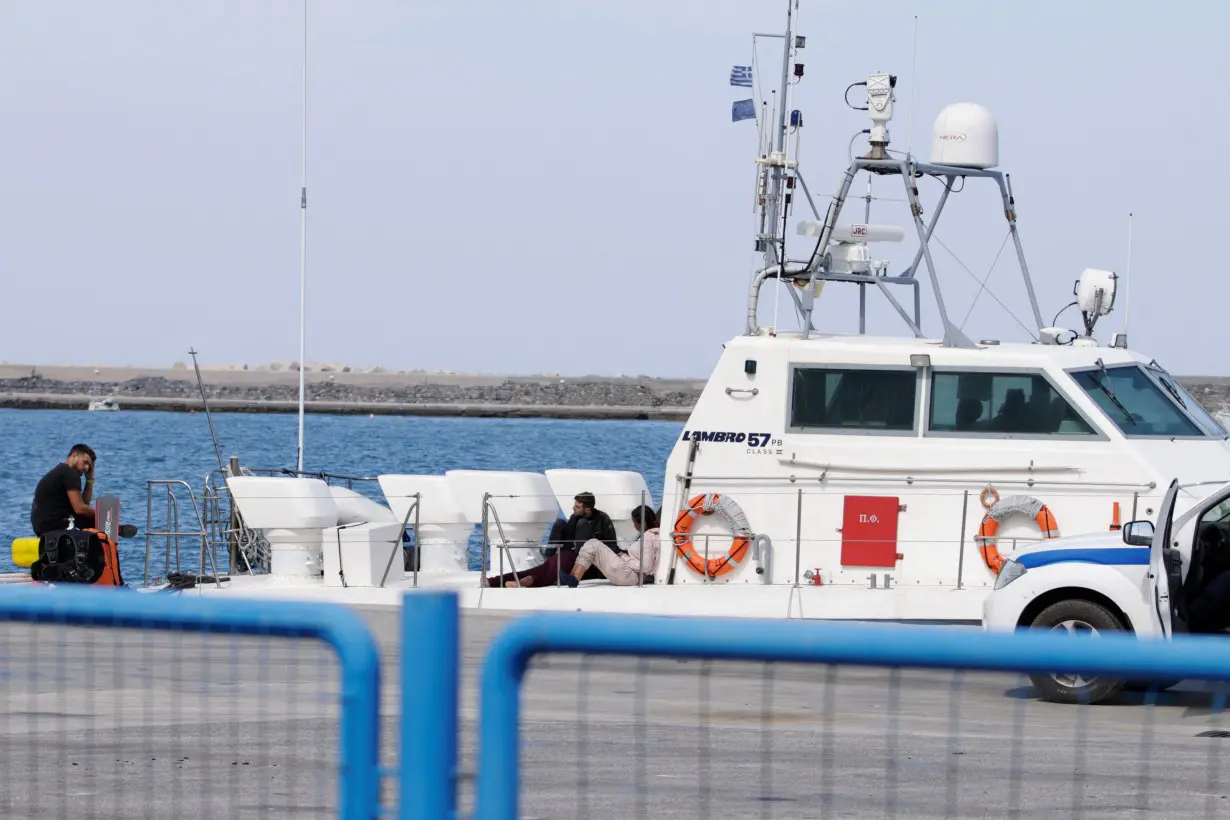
[1150,479,1180,639]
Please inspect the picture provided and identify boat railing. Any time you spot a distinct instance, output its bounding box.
[162,466,422,589]
[480,494,525,587]
[203,466,267,576]
[142,474,1163,590]
[469,481,1160,589]
[238,466,384,494]
[678,471,1158,492]
[197,465,386,577]
[143,479,226,587]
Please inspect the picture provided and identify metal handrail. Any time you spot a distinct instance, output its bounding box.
[206,466,266,575]
[240,467,382,492]
[143,479,221,587]
[486,498,522,587]
[379,494,420,588]
[677,472,1158,491]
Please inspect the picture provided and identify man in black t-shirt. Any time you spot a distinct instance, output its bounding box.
[30,444,97,535]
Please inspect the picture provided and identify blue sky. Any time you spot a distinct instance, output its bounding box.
[1,1,1225,378]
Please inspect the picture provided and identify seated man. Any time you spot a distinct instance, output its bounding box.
[30,444,97,536]
[485,491,620,588]
[561,505,660,587]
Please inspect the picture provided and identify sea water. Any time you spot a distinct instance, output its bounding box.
[0,408,681,579]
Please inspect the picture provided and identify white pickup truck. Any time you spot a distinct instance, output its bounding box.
[982,478,1230,703]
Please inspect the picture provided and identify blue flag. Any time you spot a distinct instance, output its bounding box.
[730,65,753,87]
[732,99,755,122]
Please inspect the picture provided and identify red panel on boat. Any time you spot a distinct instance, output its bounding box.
[840,495,901,567]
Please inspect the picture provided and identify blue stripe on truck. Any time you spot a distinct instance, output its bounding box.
[1015,547,1151,569]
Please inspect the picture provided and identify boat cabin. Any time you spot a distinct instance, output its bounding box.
[658,332,1230,612]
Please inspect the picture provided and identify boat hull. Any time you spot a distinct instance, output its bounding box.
[173,572,985,622]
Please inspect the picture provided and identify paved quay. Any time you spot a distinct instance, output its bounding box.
[1,605,1227,818]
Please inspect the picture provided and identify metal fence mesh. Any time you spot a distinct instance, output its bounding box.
[517,652,1230,819]
[0,618,341,818]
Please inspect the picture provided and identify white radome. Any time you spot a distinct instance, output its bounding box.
[930,102,999,169]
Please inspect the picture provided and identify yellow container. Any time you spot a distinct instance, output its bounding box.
[11,537,39,569]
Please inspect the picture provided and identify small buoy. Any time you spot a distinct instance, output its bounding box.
[190,409,196,414]
[369,413,374,419]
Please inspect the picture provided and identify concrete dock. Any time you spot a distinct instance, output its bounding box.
[1,607,1227,818]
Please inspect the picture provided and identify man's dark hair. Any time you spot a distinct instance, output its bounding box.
[574,492,596,509]
[68,444,96,461]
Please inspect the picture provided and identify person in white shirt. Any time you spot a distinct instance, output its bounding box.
[562,505,660,587]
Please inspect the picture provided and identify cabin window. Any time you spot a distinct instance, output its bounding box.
[790,367,917,431]
[1070,364,1205,437]
[928,371,1095,435]
[1146,365,1226,437]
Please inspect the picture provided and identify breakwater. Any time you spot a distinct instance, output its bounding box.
[2,364,1229,422]
[0,366,703,421]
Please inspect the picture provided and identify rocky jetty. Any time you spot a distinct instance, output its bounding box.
[0,366,705,420]
[0,374,699,408]
[2,363,1229,422]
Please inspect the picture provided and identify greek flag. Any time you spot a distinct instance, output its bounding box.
[730,65,752,87]
[732,99,755,122]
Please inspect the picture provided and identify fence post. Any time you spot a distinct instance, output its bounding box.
[400,591,460,820]
[475,626,528,820]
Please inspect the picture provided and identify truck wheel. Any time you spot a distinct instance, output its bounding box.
[1027,599,1127,705]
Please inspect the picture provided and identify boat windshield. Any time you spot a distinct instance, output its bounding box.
[1070,364,1213,438]
[1143,362,1227,437]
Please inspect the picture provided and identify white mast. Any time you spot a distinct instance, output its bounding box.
[296,0,308,472]
[1125,212,1133,332]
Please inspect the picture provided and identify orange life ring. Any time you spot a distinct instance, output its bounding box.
[673,493,752,578]
[976,495,1059,574]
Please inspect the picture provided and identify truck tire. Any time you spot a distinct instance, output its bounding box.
[1027,599,1127,704]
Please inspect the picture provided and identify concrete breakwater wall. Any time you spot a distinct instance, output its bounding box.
[0,369,704,421]
[2,365,1229,422]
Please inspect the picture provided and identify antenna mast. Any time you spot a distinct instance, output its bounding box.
[188,348,226,473]
[1124,211,1133,341]
[753,0,802,325]
[296,0,308,472]
[764,1,795,270]
[906,15,919,156]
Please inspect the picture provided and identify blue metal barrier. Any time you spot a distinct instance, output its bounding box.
[400,592,459,820]
[0,585,381,820]
[473,612,1230,820]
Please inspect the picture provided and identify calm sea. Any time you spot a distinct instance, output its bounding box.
[0,408,682,578]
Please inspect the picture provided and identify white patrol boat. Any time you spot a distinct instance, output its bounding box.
[67,1,1228,621]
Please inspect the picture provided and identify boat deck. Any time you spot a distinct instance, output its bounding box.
[174,571,990,621]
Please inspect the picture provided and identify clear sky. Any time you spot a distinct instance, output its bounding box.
[1,1,1225,378]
